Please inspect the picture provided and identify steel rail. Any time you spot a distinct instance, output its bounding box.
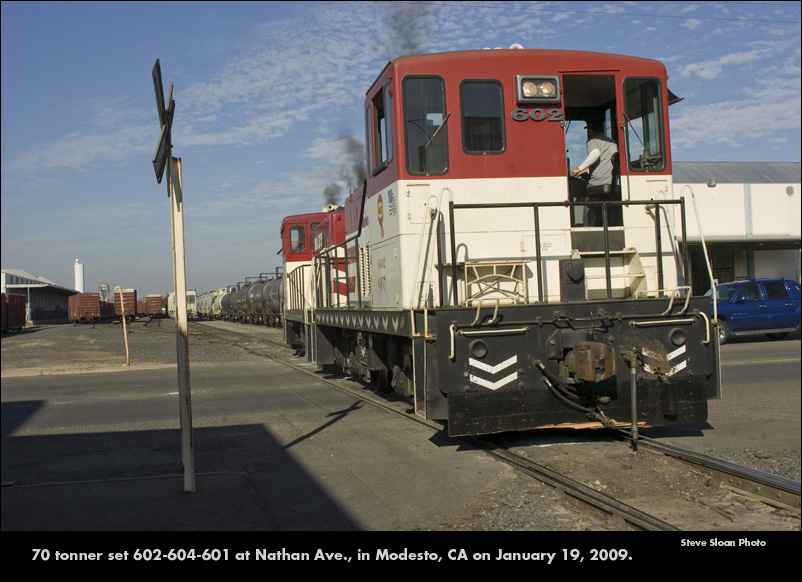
[469,439,679,531]
[620,432,801,515]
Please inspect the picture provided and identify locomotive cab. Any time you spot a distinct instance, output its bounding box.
[308,49,719,437]
[356,49,679,306]
[281,208,346,350]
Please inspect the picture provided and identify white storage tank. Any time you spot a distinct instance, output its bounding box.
[74,260,84,293]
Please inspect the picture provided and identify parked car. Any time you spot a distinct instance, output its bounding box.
[707,278,801,344]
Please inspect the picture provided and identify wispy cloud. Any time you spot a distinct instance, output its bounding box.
[679,47,771,79]
[1,1,799,293]
[2,123,153,173]
[671,94,801,153]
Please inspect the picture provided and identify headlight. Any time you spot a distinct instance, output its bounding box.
[516,75,560,103]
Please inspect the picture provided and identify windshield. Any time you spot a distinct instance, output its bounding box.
[714,284,738,302]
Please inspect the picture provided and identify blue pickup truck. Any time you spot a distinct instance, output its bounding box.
[708,278,801,344]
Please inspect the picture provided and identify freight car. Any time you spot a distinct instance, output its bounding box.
[145,294,164,318]
[1,293,27,332]
[196,287,232,320]
[113,288,138,322]
[211,271,285,326]
[285,48,721,437]
[68,292,115,324]
[166,290,197,320]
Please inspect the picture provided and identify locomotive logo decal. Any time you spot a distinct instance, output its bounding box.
[387,188,397,216]
[377,194,384,238]
[468,355,519,391]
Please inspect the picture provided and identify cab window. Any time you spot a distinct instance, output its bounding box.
[624,78,666,172]
[289,226,305,252]
[461,80,505,154]
[403,76,448,175]
[368,85,393,176]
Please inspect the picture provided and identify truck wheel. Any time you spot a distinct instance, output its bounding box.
[717,320,729,345]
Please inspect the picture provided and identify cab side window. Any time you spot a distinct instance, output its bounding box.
[461,80,505,154]
[624,78,666,172]
[368,85,393,176]
[289,226,305,252]
[403,76,448,175]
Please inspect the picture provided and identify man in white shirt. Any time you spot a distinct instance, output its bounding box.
[570,120,619,226]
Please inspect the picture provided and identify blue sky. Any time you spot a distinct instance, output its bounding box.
[2,1,800,296]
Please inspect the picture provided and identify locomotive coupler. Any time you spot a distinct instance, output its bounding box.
[548,329,616,384]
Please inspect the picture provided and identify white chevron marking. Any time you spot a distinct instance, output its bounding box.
[670,360,687,373]
[470,372,518,391]
[667,345,687,361]
[469,355,518,375]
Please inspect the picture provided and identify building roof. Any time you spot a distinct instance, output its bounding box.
[1,269,57,286]
[2,269,76,295]
[673,162,801,185]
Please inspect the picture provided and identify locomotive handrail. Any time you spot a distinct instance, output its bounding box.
[449,323,530,360]
[313,238,357,310]
[645,202,685,288]
[312,180,369,312]
[629,317,698,327]
[413,191,446,310]
[634,286,692,315]
[469,298,501,326]
[448,198,689,304]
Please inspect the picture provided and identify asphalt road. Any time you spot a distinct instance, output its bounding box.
[1,358,509,532]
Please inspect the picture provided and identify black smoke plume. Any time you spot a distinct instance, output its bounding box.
[323,133,366,206]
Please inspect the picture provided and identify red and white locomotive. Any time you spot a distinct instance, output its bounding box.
[280,48,720,436]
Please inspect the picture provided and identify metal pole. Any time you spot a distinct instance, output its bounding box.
[533,206,544,302]
[168,156,195,493]
[115,286,130,366]
[630,363,639,450]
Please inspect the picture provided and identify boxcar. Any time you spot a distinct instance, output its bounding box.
[1,293,27,332]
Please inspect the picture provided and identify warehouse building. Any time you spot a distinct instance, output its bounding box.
[673,162,801,295]
[1,269,76,326]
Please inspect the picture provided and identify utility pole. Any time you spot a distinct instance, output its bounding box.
[152,59,195,493]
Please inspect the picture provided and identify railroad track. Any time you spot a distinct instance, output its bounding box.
[617,431,801,515]
[191,320,800,530]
